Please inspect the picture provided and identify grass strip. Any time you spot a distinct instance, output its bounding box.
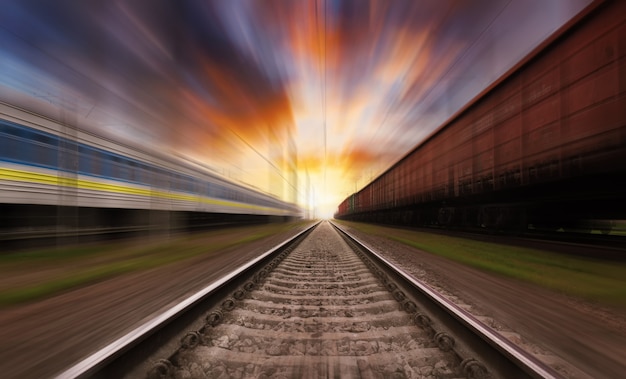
[337,220,626,307]
[0,221,308,306]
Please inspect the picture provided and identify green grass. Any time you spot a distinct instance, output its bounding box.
[0,221,309,307]
[0,263,137,306]
[336,220,626,308]
[0,245,115,262]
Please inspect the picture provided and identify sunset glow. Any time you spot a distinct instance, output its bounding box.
[0,0,592,217]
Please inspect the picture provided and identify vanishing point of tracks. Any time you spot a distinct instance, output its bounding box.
[60,221,561,379]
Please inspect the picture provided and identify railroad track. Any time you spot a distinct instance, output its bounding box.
[58,221,560,379]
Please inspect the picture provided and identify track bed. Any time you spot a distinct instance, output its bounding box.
[167,222,459,378]
[72,221,557,379]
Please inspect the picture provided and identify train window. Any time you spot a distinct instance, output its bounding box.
[168,174,175,190]
[89,149,98,175]
[117,163,125,181]
[140,167,150,185]
[78,146,92,175]
[0,125,34,164]
[122,158,132,181]
[99,152,112,177]
[187,177,195,192]
[22,128,36,140]
[139,163,152,185]
[216,185,225,199]
[125,160,134,181]
[0,121,12,136]
[155,169,169,188]
[90,150,101,176]
[79,153,90,174]
[108,155,118,179]
[116,159,129,181]
[137,164,147,185]
[170,174,178,191]
[59,140,78,154]
[176,176,183,191]
[115,156,131,181]
[128,160,137,182]
[0,123,26,139]
[14,138,33,163]
[32,132,56,146]
[0,134,17,160]
[34,145,58,167]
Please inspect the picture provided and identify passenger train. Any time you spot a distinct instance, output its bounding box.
[0,102,301,238]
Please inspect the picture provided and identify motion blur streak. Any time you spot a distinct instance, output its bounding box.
[0,0,592,217]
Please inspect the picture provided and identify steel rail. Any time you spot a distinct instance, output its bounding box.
[54,221,319,379]
[330,220,563,379]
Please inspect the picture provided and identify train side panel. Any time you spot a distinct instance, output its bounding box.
[1,103,301,240]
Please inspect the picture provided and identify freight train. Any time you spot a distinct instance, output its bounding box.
[0,102,301,240]
[336,0,626,234]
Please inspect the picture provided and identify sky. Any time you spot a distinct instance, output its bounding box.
[0,0,593,218]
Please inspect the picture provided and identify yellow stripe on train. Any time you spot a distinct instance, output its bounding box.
[0,167,286,214]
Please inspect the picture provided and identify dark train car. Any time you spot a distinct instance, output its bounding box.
[336,0,626,233]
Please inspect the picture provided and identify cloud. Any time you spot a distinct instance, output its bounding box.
[1,0,594,211]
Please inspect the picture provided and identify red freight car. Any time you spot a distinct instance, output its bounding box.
[335,0,626,232]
